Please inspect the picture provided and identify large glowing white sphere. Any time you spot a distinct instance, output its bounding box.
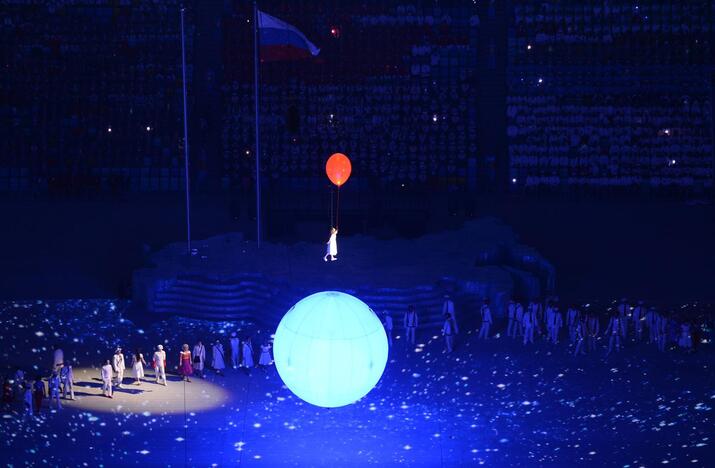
[273,291,388,408]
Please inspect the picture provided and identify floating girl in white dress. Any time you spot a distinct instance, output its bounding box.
[323,227,338,262]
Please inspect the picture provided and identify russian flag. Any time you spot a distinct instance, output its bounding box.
[257,10,320,61]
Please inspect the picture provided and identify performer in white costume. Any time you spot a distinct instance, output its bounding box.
[442,313,457,352]
[59,362,75,400]
[192,341,206,378]
[230,333,240,369]
[442,295,457,333]
[241,337,254,370]
[404,306,419,345]
[383,310,394,346]
[101,360,113,398]
[152,345,167,386]
[212,340,226,375]
[632,300,646,341]
[48,371,62,410]
[112,348,126,388]
[507,299,517,338]
[522,307,535,345]
[478,300,492,339]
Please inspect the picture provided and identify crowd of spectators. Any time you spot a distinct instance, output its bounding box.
[1,1,188,195]
[2,1,713,197]
[510,1,713,66]
[508,0,714,194]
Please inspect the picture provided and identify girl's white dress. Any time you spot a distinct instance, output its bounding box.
[327,232,337,257]
[259,344,272,365]
[133,353,145,379]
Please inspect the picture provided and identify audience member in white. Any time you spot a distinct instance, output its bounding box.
[112,348,126,388]
[212,340,226,375]
[192,341,206,378]
[230,332,240,369]
[404,305,419,345]
[478,299,492,339]
[152,345,167,386]
[131,349,147,385]
[101,360,113,398]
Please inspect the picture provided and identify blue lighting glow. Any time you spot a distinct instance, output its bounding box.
[273,291,388,408]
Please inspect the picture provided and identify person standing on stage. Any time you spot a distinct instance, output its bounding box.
[101,360,113,398]
[515,300,524,337]
[258,340,273,370]
[212,340,226,375]
[23,383,33,416]
[587,312,600,352]
[192,341,206,378]
[605,312,622,357]
[507,298,517,338]
[178,344,193,382]
[112,348,126,389]
[382,310,394,346]
[478,299,492,339]
[48,371,62,410]
[59,362,75,400]
[632,300,646,341]
[442,294,457,333]
[131,349,147,385]
[153,345,167,386]
[522,306,535,345]
[32,376,45,415]
[230,332,240,369]
[442,312,457,353]
[241,337,254,373]
[404,305,419,345]
[617,298,629,339]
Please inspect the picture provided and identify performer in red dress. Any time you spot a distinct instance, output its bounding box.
[178,344,193,382]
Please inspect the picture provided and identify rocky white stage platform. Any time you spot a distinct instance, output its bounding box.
[133,219,555,327]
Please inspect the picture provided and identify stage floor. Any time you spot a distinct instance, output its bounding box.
[3,328,714,467]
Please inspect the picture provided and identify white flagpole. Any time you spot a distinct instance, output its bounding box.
[253,1,262,248]
[180,6,192,255]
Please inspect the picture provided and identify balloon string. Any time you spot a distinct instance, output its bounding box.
[330,187,334,228]
[336,185,340,230]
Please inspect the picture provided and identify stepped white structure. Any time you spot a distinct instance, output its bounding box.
[133,219,554,329]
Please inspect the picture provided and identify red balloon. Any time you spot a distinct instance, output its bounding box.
[326,153,352,187]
